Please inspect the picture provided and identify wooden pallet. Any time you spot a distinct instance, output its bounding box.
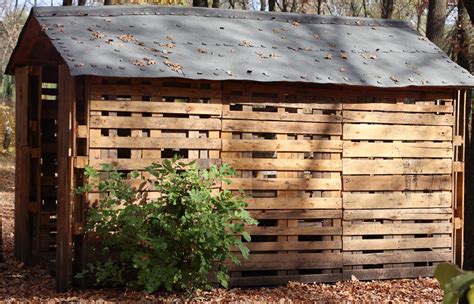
[341,96,455,280]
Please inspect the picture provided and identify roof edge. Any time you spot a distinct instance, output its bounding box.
[31,5,412,28]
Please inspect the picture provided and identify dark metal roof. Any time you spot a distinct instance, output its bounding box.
[11,5,474,87]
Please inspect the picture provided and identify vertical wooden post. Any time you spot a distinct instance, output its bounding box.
[56,65,75,292]
[14,66,31,263]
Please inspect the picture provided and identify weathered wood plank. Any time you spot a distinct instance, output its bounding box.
[245,197,342,209]
[224,178,341,190]
[344,222,452,235]
[223,109,341,123]
[223,120,341,135]
[343,159,452,175]
[89,158,221,170]
[343,192,451,209]
[91,84,221,98]
[229,273,342,287]
[14,66,30,262]
[343,102,453,113]
[250,209,342,219]
[343,124,452,141]
[56,65,74,292]
[246,225,342,236]
[228,253,342,271]
[90,136,221,149]
[343,110,453,126]
[90,116,221,130]
[343,208,451,221]
[241,240,342,252]
[343,266,436,281]
[343,250,452,265]
[91,100,222,115]
[224,158,342,171]
[343,236,452,251]
[343,175,451,191]
[222,139,342,152]
[342,142,452,158]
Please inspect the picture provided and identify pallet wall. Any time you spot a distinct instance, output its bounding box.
[73,78,463,286]
[342,96,455,280]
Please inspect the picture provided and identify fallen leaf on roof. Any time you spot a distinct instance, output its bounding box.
[198,48,208,54]
[130,59,145,66]
[90,30,105,40]
[370,54,377,59]
[118,34,134,43]
[159,42,176,48]
[240,40,253,47]
[390,75,400,83]
[325,53,332,60]
[143,58,157,65]
[291,21,300,26]
[340,53,348,59]
[164,60,183,72]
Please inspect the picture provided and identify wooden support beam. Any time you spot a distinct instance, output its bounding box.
[14,66,31,263]
[56,65,75,292]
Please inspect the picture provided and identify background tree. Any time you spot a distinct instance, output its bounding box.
[426,0,447,47]
[381,0,394,18]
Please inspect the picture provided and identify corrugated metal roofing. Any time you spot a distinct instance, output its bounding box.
[10,5,474,87]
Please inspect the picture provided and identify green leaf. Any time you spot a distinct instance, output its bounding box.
[241,231,251,242]
[237,243,250,260]
[467,285,474,304]
[435,262,462,289]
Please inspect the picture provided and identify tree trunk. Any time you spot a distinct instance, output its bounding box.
[461,0,474,24]
[426,0,447,48]
[193,0,208,7]
[381,0,394,19]
[62,0,72,6]
[78,0,86,5]
[269,0,275,11]
[362,0,368,17]
[104,0,113,5]
[260,0,266,11]
[212,0,219,8]
[458,0,474,271]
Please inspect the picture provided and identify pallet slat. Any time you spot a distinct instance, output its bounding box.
[91,100,222,115]
[90,116,221,130]
[343,124,452,141]
[223,119,342,135]
[343,142,452,158]
[343,175,451,191]
[343,110,453,125]
[225,178,341,190]
[343,192,451,209]
[223,139,342,152]
[343,159,452,175]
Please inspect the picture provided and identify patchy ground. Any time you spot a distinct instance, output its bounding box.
[0,153,444,303]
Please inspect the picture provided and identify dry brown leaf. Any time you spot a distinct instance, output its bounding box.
[164,60,183,72]
[118,34,134,43]
[240,40,253,47]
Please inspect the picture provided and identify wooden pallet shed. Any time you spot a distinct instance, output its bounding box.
[6,5,474,292]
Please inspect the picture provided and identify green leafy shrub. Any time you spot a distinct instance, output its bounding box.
[77,158,257,292]
[434,262,474,304]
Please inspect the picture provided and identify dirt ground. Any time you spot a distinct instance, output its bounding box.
[0,153,444,303]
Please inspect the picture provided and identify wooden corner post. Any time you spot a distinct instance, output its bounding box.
[14,66,31,263]
[56,65,76,292]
